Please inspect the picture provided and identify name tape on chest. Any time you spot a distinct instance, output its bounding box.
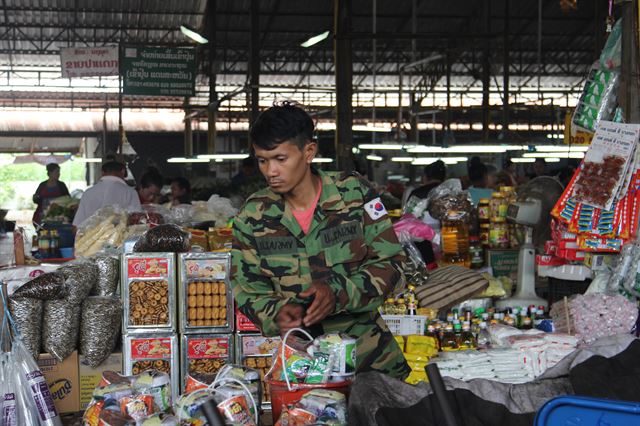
[364,197,388,221]
[256,236,298,255]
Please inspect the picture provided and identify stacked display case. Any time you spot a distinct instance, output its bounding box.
[121,253,180,398]
[177,252,235,392]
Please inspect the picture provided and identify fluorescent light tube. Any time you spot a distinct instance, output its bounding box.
[366,155,383,161]
[167,157,209,163]
[180,25,208,44]
[198,154,250,160]
[301,31,330,48]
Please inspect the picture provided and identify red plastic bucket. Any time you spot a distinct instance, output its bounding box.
[268,379,352,422]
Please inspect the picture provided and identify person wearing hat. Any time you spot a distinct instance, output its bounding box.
[32,163,70,225]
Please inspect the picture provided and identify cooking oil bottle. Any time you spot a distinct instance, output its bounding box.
[441,210,470,267]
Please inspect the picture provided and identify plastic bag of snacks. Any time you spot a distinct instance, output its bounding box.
[275,389,348,426]
[83,370,173,426]
[133,224,191,253]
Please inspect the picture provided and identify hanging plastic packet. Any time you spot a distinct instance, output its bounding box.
[307,333,356,377]
[131,370,173,413]
[119,394,156,421]
[8,317,63,425]
[304,352,332,384]
[138,413,180,425]
[1,352,40,426]
[174,389,214,423]
[214,392,256,426]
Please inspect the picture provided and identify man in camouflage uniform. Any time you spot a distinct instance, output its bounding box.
[231,103,409,380]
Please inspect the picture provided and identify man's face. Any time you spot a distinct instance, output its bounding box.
[253,140,317,194]
[49,168,60,180]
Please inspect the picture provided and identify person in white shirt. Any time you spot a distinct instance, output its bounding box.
[72,161,142,227]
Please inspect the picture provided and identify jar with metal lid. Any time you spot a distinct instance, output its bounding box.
[490,192,505,221]
[478,198,491,223]
[479,223,490,247]
[489,217,509,249]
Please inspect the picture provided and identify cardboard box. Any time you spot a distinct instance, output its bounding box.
[37,351,80,414]
[79,352,123,409]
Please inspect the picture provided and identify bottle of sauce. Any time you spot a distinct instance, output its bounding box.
[38,229,50,258]
[469,236,484,269]
[441,211,470,267]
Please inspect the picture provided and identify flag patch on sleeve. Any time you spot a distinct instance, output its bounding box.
[364,197,388,220]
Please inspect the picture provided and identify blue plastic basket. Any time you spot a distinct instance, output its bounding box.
[535,396,640,426]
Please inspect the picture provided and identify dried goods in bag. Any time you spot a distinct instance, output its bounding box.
[42,299,81,362]
[92,255,120,296]
[80,297,122,368]
[59,261,97,305]
[11,271,67,300]
[8,297,43,359]
[133,224,190,253]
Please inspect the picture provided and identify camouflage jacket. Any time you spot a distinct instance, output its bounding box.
[231,170,409,379]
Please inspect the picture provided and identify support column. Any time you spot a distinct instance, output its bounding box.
[620,0,640,123]
[482,0,491,142]
[446,48,451,132]
[249,0,260,130]
[334,0,354,171]
[502,0,509,134]
[207,0,217,154]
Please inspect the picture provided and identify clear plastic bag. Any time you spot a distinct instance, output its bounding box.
[74,206,129,257]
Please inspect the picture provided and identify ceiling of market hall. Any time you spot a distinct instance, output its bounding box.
[0,0,605,131]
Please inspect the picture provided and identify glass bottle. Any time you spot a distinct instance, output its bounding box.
[459,322,477,349]
[38,230,50,258]
[441,324,459,351]
[469,236,484,269]
[441,210,471,267]
[489,217,509,249]
[49,230,59,258]
[381,298,395,315]
[395,298,406,315]
[405,285,417,305]
[477,322,491,349]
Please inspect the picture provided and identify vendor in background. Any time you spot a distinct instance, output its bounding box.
[231,157,258,186]
[529,158,548,178]
[497,158,519,187]
[32,163,70,225]
[170,177,192,205]
[467,157,494,206]
[73,161,141,227]
[137,171,163,204]
[410,160,446,199]
[231,102,410,380]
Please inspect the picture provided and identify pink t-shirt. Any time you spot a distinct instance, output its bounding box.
[292,180,323,235]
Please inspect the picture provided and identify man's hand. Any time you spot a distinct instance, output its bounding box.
[299,283,336,327]
[276,304,304,337]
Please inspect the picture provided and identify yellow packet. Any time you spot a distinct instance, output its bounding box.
[405,369,428,385]
[394,335,405,352]
[405,335,438,355]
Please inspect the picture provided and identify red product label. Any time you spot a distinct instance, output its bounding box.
[543,241,557,255]
[127,258,169,278]
[130,338,172,360]
[187,337,229,359]
[536,255,567,267]
[235,308,259,332]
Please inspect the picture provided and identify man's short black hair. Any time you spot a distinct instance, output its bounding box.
[468,157,488,184]
[250,101,314,150]
[171,176,190,193]
[101,160,125,174]
[140,171,163,189]
[46,163,60,174]
[424,160,446,181]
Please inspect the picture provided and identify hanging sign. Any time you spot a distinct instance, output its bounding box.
[121,46,196,97]
[60,46,119,78]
